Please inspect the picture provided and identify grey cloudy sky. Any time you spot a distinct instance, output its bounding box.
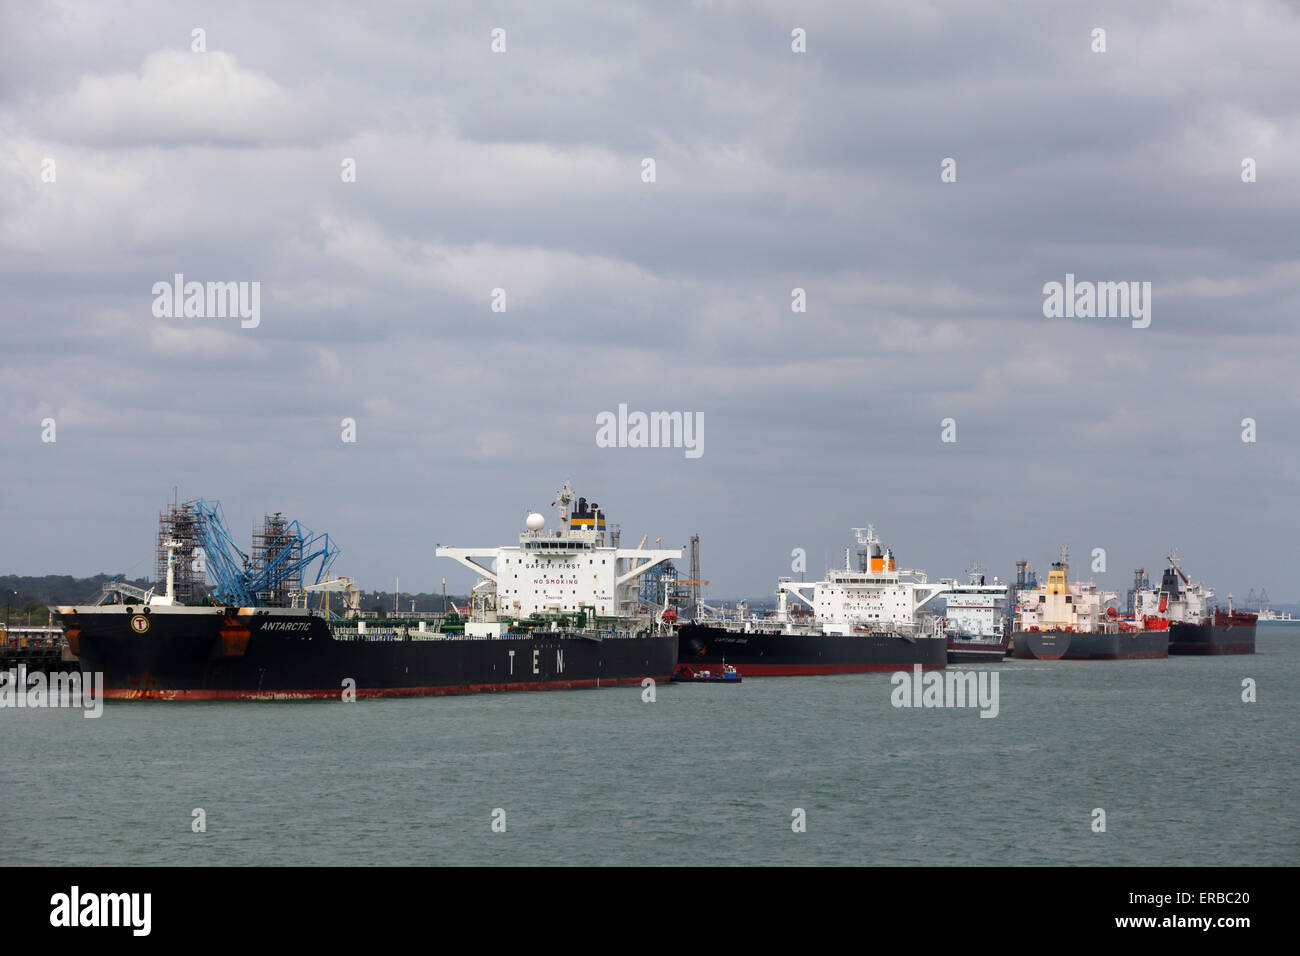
[2,0,1298,603]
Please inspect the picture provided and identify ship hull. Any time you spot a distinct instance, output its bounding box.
[1061,631,1168,660]
[57,607,676,699]
[1168,616,1256,655]
[946,634,1009,663]
[1011,631,1071,660]
[676,623,945,675]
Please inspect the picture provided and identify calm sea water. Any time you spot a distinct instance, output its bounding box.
[2,632,1297,866]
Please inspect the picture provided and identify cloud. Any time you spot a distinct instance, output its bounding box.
[1,0,1299,601]
[36,49,335,147]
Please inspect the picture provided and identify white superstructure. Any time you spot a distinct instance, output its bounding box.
[436,482,681,635]
[941,563,1008,638]
[768,526,957,636]
[1014,548,1117,632]
[1131,552,1211,625]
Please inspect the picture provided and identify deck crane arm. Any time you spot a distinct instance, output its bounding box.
[1166,555,1191,585]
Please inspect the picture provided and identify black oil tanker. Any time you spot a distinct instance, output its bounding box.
[675,526,959,676]
[58,605,674,699]
[1169,610,1257,655]
[57,483,681,699]
[677,622,945,675]
[1134,561,1257,655]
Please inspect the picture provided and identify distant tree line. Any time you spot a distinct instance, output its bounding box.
[1,573,154,624]
[359,591,469,615]
[2,574,772,625]
[0,575,471,617]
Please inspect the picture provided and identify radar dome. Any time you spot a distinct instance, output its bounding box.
[525,512,545,532]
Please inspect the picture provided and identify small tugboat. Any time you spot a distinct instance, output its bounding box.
[670,662,742,683]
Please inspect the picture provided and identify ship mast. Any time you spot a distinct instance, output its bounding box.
[556,480,575,528]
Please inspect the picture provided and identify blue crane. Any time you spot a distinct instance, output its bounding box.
[189,499,339,607]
